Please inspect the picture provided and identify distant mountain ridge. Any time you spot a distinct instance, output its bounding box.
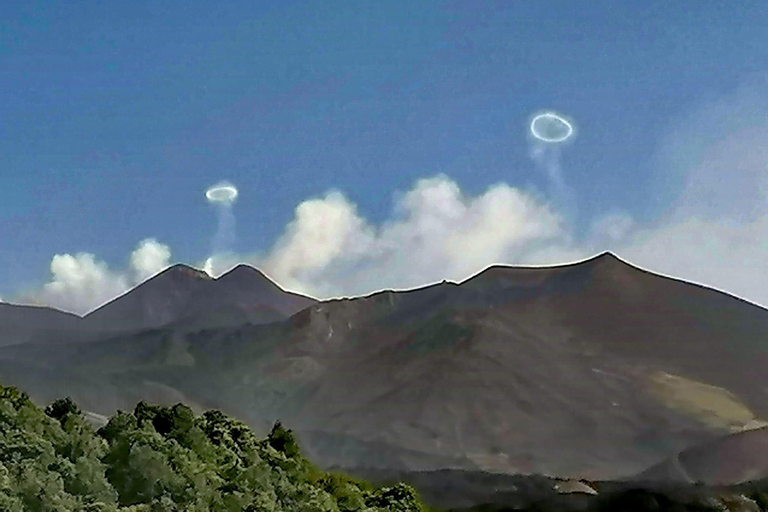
[0,263,317,345]
[83,263,317,331]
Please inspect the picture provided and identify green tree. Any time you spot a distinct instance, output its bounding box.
[366,483,426,512]
[267,420,300,458]
[44,397,81,425]
[1,382,430,512]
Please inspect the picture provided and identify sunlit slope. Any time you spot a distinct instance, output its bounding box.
[649,372,768,431]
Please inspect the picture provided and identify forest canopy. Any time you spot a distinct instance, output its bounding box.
[0,383,428,512]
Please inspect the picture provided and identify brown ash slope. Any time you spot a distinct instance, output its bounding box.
[1,252,768,481]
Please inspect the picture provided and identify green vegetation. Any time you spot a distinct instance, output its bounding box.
[0,382,428,512]
[7,380,768,512]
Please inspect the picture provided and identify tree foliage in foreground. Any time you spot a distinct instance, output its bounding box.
[0,383,427,512]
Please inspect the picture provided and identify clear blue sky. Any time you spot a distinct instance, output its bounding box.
[2,1,768,303]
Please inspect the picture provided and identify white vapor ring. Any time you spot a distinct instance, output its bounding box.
[530,112,574,143]
[205,184,239,203]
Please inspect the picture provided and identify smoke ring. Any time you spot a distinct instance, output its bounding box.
[205,182,239,204]
[530,112,574,143]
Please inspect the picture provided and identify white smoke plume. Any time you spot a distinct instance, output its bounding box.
[19,239,172,315]
[528,111,578,220]
[27,253,130,315]
[131,238,172,282]
[248,175,570,298]
[204,181,239,277]
[213,205,236,254]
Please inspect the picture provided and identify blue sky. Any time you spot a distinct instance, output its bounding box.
[3,1,768,313]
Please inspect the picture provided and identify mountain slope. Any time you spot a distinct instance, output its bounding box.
[260,252,768,477]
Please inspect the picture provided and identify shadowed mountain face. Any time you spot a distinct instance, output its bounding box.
[83,264,317,331]
[1,253,768,481]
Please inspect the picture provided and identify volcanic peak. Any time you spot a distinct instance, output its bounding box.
[216,264,272,283]
[458,251,628,288]
[152,263,214,282]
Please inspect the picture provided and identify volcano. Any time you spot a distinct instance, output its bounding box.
[2,252,768,481]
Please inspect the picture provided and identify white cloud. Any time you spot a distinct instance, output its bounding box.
[248,175,570,298]
[130,239,172,283]
[27,253,130,315]
[19,238,173,315]
[258,190,376,294]
[176,76,768,309]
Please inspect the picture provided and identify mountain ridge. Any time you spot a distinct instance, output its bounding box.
[6,252,768,319]
[0,262,318,344]
[82,262,317,331]
[2,252,768,481]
